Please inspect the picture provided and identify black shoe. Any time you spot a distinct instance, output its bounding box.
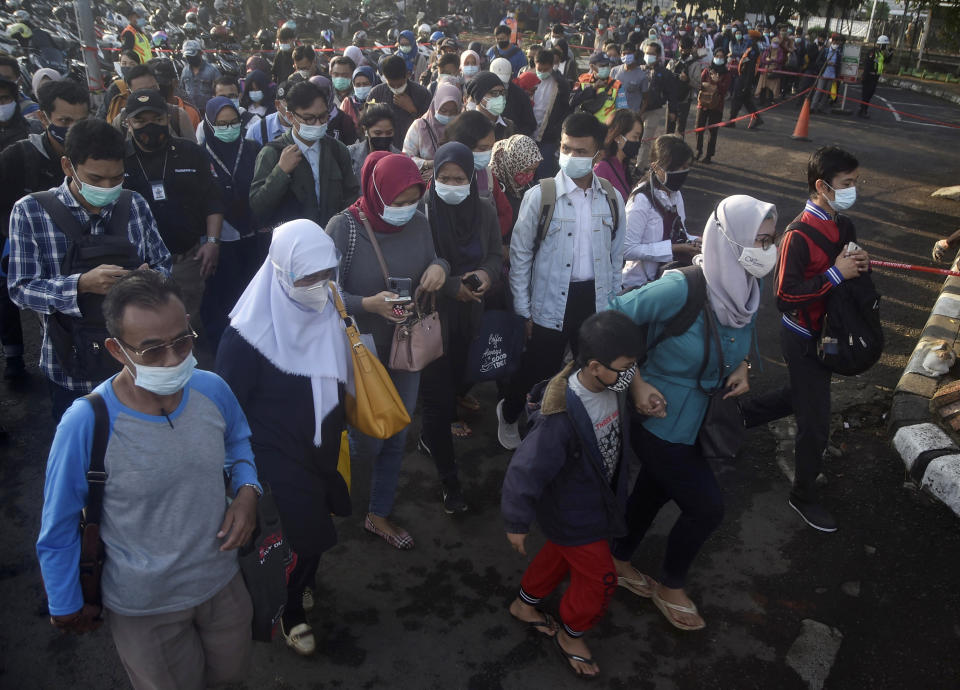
[695,150,702,160]
[442,485,469,514]
[788,498,837,532]
[702,155,713,164]
[417,434,432,457]
[4,355,26,381]
[748,115,763,130]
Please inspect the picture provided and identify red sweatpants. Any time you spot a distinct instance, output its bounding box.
[519,539,617,636]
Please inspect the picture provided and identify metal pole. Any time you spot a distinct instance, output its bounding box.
[916,6,931,70]
[73,0,105,105]
[866,0,878,43]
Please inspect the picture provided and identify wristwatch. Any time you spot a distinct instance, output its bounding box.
[202,236,221,245]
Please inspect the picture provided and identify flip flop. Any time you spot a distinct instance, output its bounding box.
[617,569,657,598]
[652,591,706,631]
[512,610,557,638]
[553,634,599,679]
[450,421,473,439]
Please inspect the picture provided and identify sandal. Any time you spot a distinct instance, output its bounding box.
[451,421,473,439]
[457,395,481,412]
[617,568,657,598]
[511,610,558,638]
[553,634,599,679]
[280,620,316,656]
[652,591,706,631]
[364,514,414,550]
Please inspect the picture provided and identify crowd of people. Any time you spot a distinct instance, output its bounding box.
[0,1,920,686]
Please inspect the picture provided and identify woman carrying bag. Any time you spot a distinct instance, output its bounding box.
[416,142,503,514]
[403,82,462,183]
[215,220,352,657]
[325,152,448,550]
[608,195,779,632]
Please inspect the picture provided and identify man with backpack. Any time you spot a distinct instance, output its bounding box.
[488,24,527,78]
[7,119,171,421]
[498,113,626,450]
[742,146,872,532]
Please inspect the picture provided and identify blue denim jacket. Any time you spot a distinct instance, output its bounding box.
[180,61,221,112]
[509,170,626,331]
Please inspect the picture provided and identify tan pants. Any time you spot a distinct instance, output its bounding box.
[106,572,253,690]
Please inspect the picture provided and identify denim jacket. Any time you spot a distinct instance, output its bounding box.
[179,61,221,111]
[509,170,626,331]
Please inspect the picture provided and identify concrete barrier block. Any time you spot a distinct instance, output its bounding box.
[889,393,939,432]
[925,314,960,337]
[931,379,960,406]
[896,372,940,398]
[933,293,960,319]
[921,455,960,518]
[892,423,957,471]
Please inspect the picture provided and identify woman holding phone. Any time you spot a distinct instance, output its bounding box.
[326,152,449,549]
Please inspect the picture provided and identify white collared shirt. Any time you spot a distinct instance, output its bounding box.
[559,169,597,282]
[294,134,321,200]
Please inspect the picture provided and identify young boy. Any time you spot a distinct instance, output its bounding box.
[501,310,641,679]
[743,145,869,532]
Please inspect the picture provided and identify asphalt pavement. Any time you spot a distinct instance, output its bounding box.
[2,84,960,689]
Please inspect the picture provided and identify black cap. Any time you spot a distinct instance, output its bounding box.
[125,89,166,117]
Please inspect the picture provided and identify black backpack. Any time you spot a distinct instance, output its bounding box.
[789,220,884,376]
[31,191,141,381]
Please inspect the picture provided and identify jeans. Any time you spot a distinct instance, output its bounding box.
[502,280,596,423]
[48,378,86,424]
[810,77,836,112]
[740,327,832,503]
[611,422,725,589]
[350,367,420,517]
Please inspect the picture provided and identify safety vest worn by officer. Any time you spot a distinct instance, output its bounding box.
[121,25,153,63]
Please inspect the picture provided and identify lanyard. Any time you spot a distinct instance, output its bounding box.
[134,148,168,184]
[205,141,242,183]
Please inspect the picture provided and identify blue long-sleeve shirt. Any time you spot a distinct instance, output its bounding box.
[36,370,260,616]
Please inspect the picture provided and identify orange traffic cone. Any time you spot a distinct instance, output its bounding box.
[792,98,811,141]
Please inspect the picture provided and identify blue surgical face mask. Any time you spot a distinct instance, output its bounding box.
[825,182,857,211]
[354,85,372,100]
[229,97,240,110]
[118,345,197,396]
[484,95,506,116]
[71,164,123,207]
[473,150,492,170]
[249,90,264,103]
[435,180,471,205]
[374,177,419,226]
[558,152,595,179]
[0,101,16,122]
[297,121,327,142]
[535,69,552,81]
[435,112,453,125]
[597,66,611,79]
[462,64,479,77]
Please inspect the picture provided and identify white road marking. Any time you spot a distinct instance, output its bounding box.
[877,96,902,121]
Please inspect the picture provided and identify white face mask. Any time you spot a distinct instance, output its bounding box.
[738,245,778,278]
[462,64,479,77]
[472,150,492,170]
[644,54,658,65]
[389,82,408,95]
[558,152,595,179]
[287,280,331,312]
[825,183,857,211]
[297,121,327,142]
[249,90,264,103]
[435,180,470,205]
[118,345,197,396]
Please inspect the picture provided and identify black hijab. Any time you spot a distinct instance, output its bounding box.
[427,142,482,274]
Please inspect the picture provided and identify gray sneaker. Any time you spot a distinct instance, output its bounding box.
[496,399,521,450]
[789,498,838,532]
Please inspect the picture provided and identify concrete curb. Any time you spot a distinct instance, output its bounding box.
[879,76,960,106]
[888,254,960,517]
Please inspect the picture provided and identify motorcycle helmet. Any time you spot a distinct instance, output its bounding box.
[7,22,31,40]
[417,23,430,39]
[211,24,228,39]
[52,6,70,22]
[213,0,225,10]
[255,28,273,47]
[386,28,398,44]
[320,29,334,45]
[185,11,198,23]
[352,30,367,46]
[5,0,21,9]
[182,21,197,37]
[13,9,29,22]
[876,35,890,45]
[152,8,168,24]
[430,30,444,43]
[151,30,167,47]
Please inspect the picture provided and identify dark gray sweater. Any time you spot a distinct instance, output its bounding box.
[326,210,450,360]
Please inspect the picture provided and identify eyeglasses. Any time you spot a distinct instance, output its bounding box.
[292,110,330,126]
[116,329,198,366]
[601,361,637,374]
[212,118,241,127]
[755,234,777,250]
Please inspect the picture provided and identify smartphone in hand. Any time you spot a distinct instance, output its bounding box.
[462,274,483,291]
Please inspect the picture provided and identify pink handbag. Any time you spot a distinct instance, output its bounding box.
[358,212,444,373]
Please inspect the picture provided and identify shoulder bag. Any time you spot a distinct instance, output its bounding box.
[357,211,444,373]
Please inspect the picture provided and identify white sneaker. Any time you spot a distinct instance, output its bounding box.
[302,587,314,612]
[497,399,521,450]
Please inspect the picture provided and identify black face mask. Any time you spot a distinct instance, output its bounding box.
[187,54,203,67]
[120,66,133,82]
[47,122,70,145]
[133,122,169,151]
[368,135,392,151]
[621,140,641,160]
[664,169,689,191]
[497,40,510,50]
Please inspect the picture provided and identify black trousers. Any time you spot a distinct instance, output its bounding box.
[666,101,692,136]
[283,553,321,627]
[502,280,596,423]
[729,88,759,119]
[695,108,723,158]
[0,280,24,359]
[610,422,725,589]
[419,303,474,488]
[861,75,879,110]
[740,327,832,503]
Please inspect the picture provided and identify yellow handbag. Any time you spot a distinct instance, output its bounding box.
[337,430,351,492]
[332,289,411,439]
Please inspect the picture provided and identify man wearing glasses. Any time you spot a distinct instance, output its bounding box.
[7,119,170,421]
[250,81,359,228]
[36,269,261,688]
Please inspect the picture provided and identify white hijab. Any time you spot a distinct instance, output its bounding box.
[229,220,352,446]
[698,194,778,328]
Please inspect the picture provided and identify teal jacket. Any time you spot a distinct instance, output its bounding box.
[609,270,754,445]
[249,132,359,229]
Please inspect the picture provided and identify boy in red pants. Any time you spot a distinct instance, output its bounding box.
[501,310,640,679]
